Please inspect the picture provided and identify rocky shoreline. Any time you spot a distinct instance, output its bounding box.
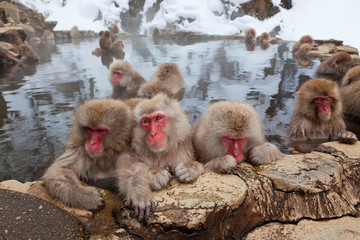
[1,141,360,239]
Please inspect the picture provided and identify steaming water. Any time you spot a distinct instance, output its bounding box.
[0,37,321,182]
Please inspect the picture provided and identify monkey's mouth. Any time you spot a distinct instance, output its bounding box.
[147,139,167,151]
[318,112,331,121]
[229,152,244,162]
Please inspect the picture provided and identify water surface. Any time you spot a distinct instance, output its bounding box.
[0,37,321,182]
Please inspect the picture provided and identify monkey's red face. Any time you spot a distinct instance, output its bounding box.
[314,96,333,121]
[85,125,109,157]
[222,133,248,162]
[112,70,123,85]
[140,111,168,151]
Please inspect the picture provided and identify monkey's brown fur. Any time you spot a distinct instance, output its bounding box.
[99,30,112,50]
[316,51,353,75]
[108,23,120,34]
[18,44,39,63]
[292,35,313,54]
[341,65,360,86]
[245,28,256,45]
[341,66,360,120]
[116,93,203,221]
[42,99,133,210]
[138,63,185,100]
[289,78,357,153]
[193,100,283,172]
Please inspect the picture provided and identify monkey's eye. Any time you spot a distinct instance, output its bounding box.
[143,118,151,124]
[85,127,93,132]
[155,115,162,121]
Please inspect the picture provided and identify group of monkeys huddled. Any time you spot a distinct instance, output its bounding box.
[41,33,359,222]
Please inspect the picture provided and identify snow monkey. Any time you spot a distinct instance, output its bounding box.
[108,60,146,100]
[138,63,186,101]
[116,93,204,221]
[289,78,357,153]
[42,99,133,211]
[316,51,353,76]
[192,100,283,173]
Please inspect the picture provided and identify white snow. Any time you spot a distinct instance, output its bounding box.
[22,0,360,50]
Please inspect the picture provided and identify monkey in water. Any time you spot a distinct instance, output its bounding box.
[138,63,186,101]
[116,93,204,221]
[192,100,283,173]
[289,78,357,153]
[108,60,146,100]
[41,99,133,211]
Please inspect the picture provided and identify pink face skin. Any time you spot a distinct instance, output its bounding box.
[314,96,333,120]
[112,70,123,85]
[140,111,168,150]
[85,125,109,156]
[222,132,248,162]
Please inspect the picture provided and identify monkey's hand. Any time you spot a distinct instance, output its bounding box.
[338,131,358,144]
[248,142,283,166]
[73,186,105,211]
[125,185,155,222]
[149,167,172,191]
[174,161,204,183]
[204,155,237,174]
[315,144,334,154]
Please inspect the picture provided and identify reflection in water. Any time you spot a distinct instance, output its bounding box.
[0,36,341,183]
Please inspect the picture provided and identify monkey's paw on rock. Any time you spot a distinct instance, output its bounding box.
[1,141,360,239]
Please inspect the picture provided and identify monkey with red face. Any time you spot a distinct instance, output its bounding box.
[192,100,283,173]
[108,60,146,100]
[42,99,133,211]
[116,93,204,221]
[289,78,357,153]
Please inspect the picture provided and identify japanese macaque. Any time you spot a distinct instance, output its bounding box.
[108,23,120,35]
[108,60,146,100]
[138,63,185,101]
[245,28,256,44]
[41,99,133,210]
[244,28,256,51]
[289,78,357,153]
[116,93,204,221]
[316,51,353,77]
[340,66,360,120]
[292,43,313,68]
[99,30,112,50]
[192,100,283,173]
[0,45,19,65]
[292,35,314,55]
[256,32,270,50]
[17,43,39,63]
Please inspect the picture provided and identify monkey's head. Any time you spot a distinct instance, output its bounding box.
[297,78,342,122]
[342,66,360,86]
[246,28,256,38]
[202,101,264,162]
[108,60,133,87]
[299,35,313,45]
[133,93,191,153]
[69,99,132,158]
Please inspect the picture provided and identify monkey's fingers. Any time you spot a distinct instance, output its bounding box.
[339,131,358,144]
[315,144,334,154]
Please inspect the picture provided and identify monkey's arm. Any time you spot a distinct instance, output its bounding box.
[248,142,283,166]
[338,131,358,144]
[289,140,334,154]
[41,148,104,211]
[115,152,155,221]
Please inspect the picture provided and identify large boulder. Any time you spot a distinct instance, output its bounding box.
[1,141,360,239]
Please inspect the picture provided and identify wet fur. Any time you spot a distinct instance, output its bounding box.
[138,63,185,100]
[316,51,353,75]
[290,78,357,153]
